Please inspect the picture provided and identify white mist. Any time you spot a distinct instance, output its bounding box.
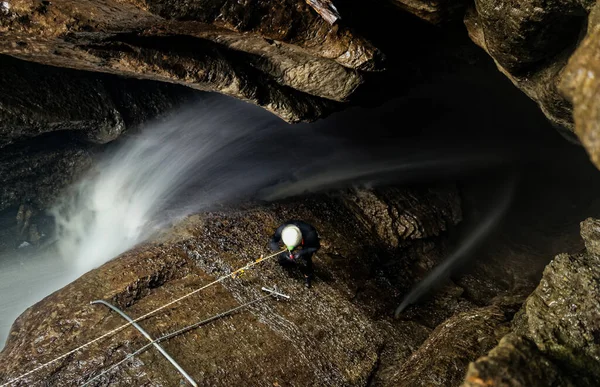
[0,94,512,347]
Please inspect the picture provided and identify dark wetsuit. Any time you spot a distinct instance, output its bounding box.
[269,220,320,287]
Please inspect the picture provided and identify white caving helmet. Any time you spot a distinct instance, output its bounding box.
[281,225,302,251]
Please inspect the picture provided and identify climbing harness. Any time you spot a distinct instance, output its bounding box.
[0,249,286,387]
[81,287,290,387]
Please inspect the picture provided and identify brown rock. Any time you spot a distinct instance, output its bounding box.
[463,333,578,387]
[462,217,600,386]
[0,53,200,213]
[0,54,196,147]
[344,186,462,247]
[560,11,600,167]
[387,0,467,24]
[512,250,600,379]
[463,0,585,132]
[580,217,600,255]
[0,187,460,386]
[463,0,600,169]
[0,0,383,122]
[382,305,510,386]
[470,0,587,74]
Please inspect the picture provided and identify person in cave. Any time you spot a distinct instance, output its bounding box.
[269,220,320,288]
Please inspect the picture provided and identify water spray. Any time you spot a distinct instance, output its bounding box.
[394,175,517,317]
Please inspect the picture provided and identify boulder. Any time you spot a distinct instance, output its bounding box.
[463,217,600,386]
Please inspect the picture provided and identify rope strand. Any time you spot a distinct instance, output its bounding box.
[1,249,285,387]
[80,294,275,387]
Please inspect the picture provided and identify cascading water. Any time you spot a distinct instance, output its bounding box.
[51,97,288,273]
[0,96,296,346]
[0,94,520,347]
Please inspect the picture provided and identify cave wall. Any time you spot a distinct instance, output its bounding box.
[2,0,600,167]
[2,0,600,385]
[464,218,600,386]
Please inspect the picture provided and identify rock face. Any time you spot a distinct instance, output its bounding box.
[0,55,197,148]
[0,0,383,122]
[383,305,511,386]
[3,182,578,386]
[463,217,600,386]
[561,6,600,166]
[387,0,467,24]
[0,54,199,217]
[0,186,532,387]
[0,137,91,214]
[464,0,600,166]
[464,333,580,386]
[1,0,600,170]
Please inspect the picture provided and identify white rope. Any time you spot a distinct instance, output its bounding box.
[80,293,277,387]
[0,249,285,387]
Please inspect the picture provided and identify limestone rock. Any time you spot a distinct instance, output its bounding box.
[0,54,198,147]
[387,0,467,24]
[464,0,600,168]
[464,0,585,132]
[462,217,600,386]
[0,54,198,213]
[0,187,461,386]
[344,186,462,247]
[463,333,579,387]
[560,8,600,167]
[580,217,600,255]
[0,139,92,213]
[0,0,383,122]
[512,252,600,379]
[384,305,510,387]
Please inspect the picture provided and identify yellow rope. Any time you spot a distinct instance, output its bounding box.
[80,293,277,387]
[0,249,285,387]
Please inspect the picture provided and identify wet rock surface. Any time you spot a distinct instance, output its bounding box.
[1,0,600,169]
[464,0,600,166]
[0,136,92,213]
[0,186,517,387]
[2,0,600,386]
[0,55,197,148]
[386,305,511,386]
[0,0,379,122]
[561,4,600,167]
[3,177,588,386]
[0,53,199,218]
[463,217,600,386]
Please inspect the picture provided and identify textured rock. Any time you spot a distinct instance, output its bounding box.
[387,0,467,24]
[462,217,600,386]
[464,0,600,168]
[385,305,510,386]
[0,187,462,386]
[0,0,383,122]
[512,256,600,378]
[0,138,92,213]
[470,0,588,74]
[463,333,579,387]
[0,54,199,214]
[0,55,195,147]
[344,186,462,247]
[561,6,600,167]
[580,217,600,255]
[464,0,585,132]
